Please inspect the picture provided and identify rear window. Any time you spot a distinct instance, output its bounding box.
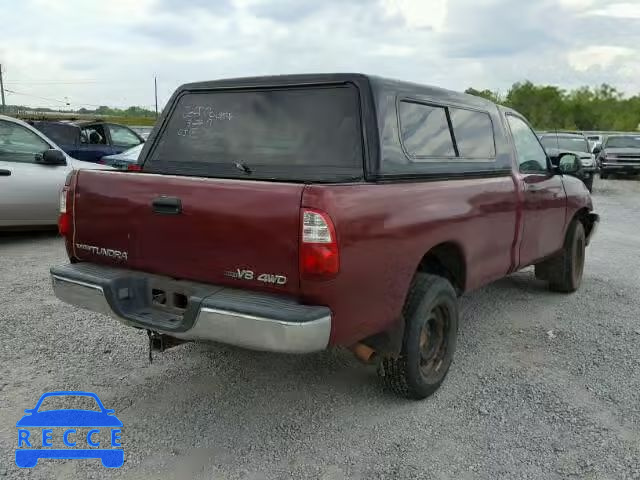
[145,85,364,182]
[32,122,79,146]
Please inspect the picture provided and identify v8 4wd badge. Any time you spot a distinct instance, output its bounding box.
[224,269,287,285]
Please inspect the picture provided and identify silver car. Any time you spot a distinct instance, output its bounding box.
[0,115,112,228]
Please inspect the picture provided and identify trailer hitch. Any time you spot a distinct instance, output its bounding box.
[147,330,189,363]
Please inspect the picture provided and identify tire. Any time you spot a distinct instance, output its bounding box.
[378,274,458,400]
[546,220,586,293]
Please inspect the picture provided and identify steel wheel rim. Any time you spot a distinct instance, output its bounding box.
[418,304,450,381]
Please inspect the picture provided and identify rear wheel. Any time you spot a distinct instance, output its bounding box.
[545,220,586,293]
[378,274,458,399]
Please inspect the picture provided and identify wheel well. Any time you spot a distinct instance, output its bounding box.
[417,243,466,295]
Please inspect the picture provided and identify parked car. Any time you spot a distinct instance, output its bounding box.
[50,74,599,400]
[0,115,112,229]
[100,143,143,170]
[594,134,640,178]
[539,132,596,191]
[30,120,144,163]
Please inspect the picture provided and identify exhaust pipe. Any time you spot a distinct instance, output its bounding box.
[350,343,377,364]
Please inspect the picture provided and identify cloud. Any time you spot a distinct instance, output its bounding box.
[136,22,197,46]
[0,0,639,109]
[440,0,567,58]
[586,2,640,18]
[382,0,448,31]
[568,46,635,71]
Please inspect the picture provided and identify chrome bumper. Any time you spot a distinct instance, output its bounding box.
[51,264,331,354]
[182,307,331,353]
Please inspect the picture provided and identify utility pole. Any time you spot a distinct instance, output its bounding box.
[0,64,6,114]
[154,76,158,119]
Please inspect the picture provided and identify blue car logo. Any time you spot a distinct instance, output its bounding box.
[15,391,123,468]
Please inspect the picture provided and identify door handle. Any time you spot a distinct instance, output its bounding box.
[526,185,543,193]
[0,169,11,176]
[152,196,182,215]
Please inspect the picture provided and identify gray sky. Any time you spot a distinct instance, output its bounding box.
[0,0,638,109]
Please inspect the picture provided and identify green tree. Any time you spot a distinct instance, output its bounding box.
[465,88,501,103]
[467,81,640,132]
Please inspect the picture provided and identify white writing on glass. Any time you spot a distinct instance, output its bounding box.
[177,105,233,137]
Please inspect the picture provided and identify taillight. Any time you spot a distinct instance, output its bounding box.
[58,171,75,236]
[127,164,142,171]
[300,208,339,279]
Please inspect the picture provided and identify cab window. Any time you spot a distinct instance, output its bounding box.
[398,102,455,158]
[0,120,50,163]
[506,115,548,173]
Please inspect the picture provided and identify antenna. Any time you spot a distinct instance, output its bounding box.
[154,76,158,119]
[0,64,6,114]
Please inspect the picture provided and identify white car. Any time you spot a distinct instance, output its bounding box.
[0,115,113,229]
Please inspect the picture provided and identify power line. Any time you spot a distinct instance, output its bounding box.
[5,89,157,110]
[4,88,70,105]
[4,80,126,85]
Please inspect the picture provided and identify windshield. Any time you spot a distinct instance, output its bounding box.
[605,136,640,149]
[145,85,363,182]
[540,135,589,153]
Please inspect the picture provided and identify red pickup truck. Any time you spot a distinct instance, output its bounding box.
[51,74,599,399]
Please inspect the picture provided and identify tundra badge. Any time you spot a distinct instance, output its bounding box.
[75,243,128,261]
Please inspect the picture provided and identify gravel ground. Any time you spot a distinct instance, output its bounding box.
[1,178,639,479]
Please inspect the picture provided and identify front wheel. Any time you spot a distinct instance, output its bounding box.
[546,220,586,293]
[378,274,458,399]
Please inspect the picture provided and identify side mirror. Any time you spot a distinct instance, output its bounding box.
[558,153,582,175]
[37,149,67,166]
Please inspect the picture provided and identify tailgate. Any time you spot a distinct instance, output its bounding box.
[72,170,303,295]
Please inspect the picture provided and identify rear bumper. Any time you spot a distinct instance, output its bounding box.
[51,263,331,353]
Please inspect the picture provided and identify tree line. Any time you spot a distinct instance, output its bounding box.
[4,81,639,131]
[3,104,156,118]
[466,82,640,132]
